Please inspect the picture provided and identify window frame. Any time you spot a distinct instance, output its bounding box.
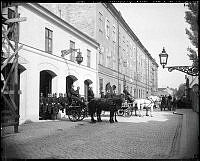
[45,27,53,54]
[112,24,116,42]
[87,49,91,67]
[105,18,110,39]
[99,12,103,33]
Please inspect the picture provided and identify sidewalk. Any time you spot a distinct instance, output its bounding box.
[173,108,199,159]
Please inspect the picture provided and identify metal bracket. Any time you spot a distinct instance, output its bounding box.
[165,66,199,76]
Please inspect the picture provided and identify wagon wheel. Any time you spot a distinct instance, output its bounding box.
[117,109,124,116]
[68,109,80,122]
[77,107,87,121]
[125,109,131,117]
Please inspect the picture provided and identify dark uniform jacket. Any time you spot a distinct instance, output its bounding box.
[88,88,94,101]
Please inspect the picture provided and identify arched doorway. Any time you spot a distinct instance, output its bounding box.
[39,70,57,120]
[39,70,56,97]
[66,75,78,95]
[84,79,93,101]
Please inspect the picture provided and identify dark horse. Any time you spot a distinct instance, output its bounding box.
[88,94,124,123]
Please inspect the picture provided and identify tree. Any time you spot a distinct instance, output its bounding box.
[175,83,186,99]
[184,2,199,69]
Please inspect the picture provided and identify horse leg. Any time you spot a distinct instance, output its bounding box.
[114,111,118,122]
[90,113,96,123]
[97,112,102,122]
[139,105,143,117]
[150,105,153,117]
[134,105,137,116]
[96,108,102,122]
[146,106,149,116]
[109,111,114,123]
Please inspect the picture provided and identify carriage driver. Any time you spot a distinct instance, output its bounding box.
[123,86,134,103]
[70,85,86,107]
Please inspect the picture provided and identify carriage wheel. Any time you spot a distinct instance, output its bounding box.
[77,108,86,121]
[68,109,80,122]
[117,110,124,116]
[125,109,131,117]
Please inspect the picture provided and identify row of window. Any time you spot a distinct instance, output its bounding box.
[99,12,117,42]
[6,8,92,67]
[99,12,138,58]
[99,78,149,98]
[45,28,91,67]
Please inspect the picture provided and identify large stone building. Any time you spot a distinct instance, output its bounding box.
[2,3,99,123]
[40,3,159,98]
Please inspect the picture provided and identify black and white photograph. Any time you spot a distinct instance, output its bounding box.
[1,2,199,159]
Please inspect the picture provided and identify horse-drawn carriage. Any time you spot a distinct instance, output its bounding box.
[117,101,135,117]
[39,92,88,122]
[39,78,159,123]
[117,96,159,117]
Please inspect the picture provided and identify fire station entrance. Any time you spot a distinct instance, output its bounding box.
[66,75,78,95]
[39,70,56,120]
[84,79,93,101]
[40,70,56,97]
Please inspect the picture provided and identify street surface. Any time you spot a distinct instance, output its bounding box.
[1,110,197,159]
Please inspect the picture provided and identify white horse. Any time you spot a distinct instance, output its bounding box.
[133,98,155,117]
[147,95,161,108]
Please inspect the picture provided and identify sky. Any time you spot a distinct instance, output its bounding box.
[113,3,192,89]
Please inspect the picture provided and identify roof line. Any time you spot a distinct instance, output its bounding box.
[105,3,159,67]
[22,3,99,48]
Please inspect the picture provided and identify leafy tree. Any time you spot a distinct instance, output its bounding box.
[184,2,199,69]
[175,83,186,99]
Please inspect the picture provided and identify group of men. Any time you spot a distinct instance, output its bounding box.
[99,83,134,103]
[160,94,177,111]
[69,82,135,106]
[69,84,94,106]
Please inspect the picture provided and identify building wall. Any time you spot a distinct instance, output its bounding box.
[39,3,158,98]
[7,4,98,123]
[188,75,199,112]
[40,3,96,39]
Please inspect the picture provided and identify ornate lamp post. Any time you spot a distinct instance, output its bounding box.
[159,47,199,76]
[61,48,83,64]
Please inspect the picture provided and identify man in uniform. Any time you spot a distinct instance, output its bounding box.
[123,86,134,103]
[88,86,94,102]
[70,85,86,107]
[105,82,113,98]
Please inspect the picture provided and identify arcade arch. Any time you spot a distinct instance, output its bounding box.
[39,70,57,97]
[84,79,93,101]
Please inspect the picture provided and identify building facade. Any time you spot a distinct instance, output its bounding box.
[187,75,199,112]
[2,3,99,123]
[39,3,159,98]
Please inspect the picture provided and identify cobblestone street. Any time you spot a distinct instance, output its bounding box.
[1,110,195,159]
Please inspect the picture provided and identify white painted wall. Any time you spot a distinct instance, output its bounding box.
[17,5,98,124]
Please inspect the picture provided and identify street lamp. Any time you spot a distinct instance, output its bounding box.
[159,47,168,68]
[61,48,83,64]
[159,47,199,76]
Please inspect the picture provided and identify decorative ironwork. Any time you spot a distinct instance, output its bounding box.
[159,47,199,76]
[166,66,199,76]
[61,48,83,64]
